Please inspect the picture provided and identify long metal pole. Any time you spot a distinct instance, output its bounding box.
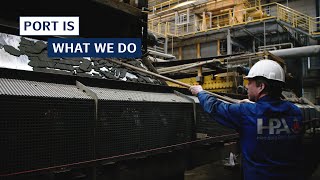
[106,59,239,103]
[158,58,221,74]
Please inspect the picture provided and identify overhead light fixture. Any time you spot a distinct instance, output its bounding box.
[171,0,196,10]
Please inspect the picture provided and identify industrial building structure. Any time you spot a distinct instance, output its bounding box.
[148,0,320,103]
[0,0,319,180]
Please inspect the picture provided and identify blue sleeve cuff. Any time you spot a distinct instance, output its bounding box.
[197,91,206,97]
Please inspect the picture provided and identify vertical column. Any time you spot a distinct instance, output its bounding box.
[227,29,232,55]
[179,46,183,60]
[217,39,221,56]
[229,9,233,25]
[196,43,203,84]
[263,21,266,49]
[202,12,207,31]
[316,0,320,44]
[209,12,212,29]
[196,43,201,59]
[164,37,168,54]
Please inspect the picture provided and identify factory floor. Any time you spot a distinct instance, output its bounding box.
[185,161,240,180]
[184,161,320,180]
[185,134,320,180]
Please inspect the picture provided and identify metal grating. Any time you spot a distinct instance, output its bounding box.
[0,95,95,175]
[95,101,194,159]
[0,78,90,99]
[88,86,190,102]
[183,95,237,137]
[195,105,236,137]
[298,104,320,121]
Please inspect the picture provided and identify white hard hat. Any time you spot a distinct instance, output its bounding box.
[244,59,285,82]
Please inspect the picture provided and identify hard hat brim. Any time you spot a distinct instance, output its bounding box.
[244,75,285,83]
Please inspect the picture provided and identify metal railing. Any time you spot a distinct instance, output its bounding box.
[276,3,320,35]
[148,2,320,37]
[246,0,260,7]
[149,0,195,14]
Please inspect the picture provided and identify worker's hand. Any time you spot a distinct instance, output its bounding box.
[238,99,254,103]
[189,85,203,95]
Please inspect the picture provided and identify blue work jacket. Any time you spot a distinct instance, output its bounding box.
[197,91,304,180]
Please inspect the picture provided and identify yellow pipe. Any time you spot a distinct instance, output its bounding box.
[202,12,207,31]
[196,43,202,77]
[196,43,201,58]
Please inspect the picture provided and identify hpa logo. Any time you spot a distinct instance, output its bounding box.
[257,118,301,135]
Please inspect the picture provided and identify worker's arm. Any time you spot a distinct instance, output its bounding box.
[239,99,254,103]
[197,91,243,130]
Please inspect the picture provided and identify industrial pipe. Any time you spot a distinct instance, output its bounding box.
[106,59,240,104]
[270,45,320,58]
[147,56,168,62]
[148,49,176,59]
[158,59,221,74]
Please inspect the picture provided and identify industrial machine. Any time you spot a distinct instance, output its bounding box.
[0,0,319,179]
[0,31,239,179]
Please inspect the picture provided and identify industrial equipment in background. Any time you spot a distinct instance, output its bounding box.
[148,0,320,104]
[146,31,177,62]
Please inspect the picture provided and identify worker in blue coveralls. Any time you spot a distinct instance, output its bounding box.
[189,59,304,180]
